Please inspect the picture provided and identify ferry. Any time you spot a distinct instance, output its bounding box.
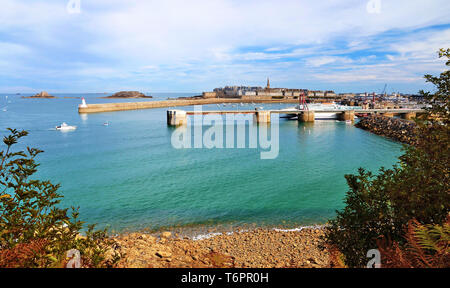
[281,102,361,120]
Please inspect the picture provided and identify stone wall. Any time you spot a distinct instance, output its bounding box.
[355,115,417,145]
[202,92,217,98]
[241,95,273,100]
[78,98,299,113]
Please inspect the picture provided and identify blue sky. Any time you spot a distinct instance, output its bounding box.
[1,0,449,94]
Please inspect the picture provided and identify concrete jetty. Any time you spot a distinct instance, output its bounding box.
[167,110,187,126]
[300,111,315,122]
[78,98,299,114]
[166,108,425,126]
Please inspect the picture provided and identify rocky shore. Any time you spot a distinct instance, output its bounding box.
[113,227,329,268]
[355,115,417,145]
[102,91,152,99]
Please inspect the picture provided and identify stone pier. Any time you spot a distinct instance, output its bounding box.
[401,112,416,120]
[382,112,394,118]
[78,98,300,114]
[255,111,271,123]
[339,110,355,121]
[299,111,315,122]
[167,110,187,126]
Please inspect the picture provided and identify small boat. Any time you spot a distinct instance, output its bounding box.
[56,122,77,131]
[103,122,109,126]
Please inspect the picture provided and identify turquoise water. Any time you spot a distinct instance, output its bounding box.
[0,93,403,232]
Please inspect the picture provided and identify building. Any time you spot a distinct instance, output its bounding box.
[324,91,336,97]
[339,93,355,98]
[206,78,309,100]
[213,85,263,98]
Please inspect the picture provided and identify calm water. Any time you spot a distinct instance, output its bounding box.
[0,93,402,232]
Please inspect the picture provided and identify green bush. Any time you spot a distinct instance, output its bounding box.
[0,129,120,268]
[324,49,450,267]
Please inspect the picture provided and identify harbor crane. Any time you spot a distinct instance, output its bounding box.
[381,84,387,99]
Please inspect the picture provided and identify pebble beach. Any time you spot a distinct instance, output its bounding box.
[114,227,330,268]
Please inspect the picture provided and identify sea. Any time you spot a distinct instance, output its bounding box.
[0,93,402,234]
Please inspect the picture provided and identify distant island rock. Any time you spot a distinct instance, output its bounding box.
[22,91,57,99]
[102,91,152,99]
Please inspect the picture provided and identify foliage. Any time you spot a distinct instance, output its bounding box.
[0,239,48,268]
[324,49,450,267]
[327,244,347,268]
[0,129,120,268]
[420,48,450,125]
[377,217,449,268]
[324,168,398,267]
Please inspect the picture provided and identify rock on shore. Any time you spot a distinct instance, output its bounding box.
[112,228,329,268]
[355,115,417,145]
[103,91,152,98]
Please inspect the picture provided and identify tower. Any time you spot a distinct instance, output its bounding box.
[266,77,270,90]
[80,97,87,108]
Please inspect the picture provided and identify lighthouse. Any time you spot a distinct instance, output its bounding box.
[79,97,87,108]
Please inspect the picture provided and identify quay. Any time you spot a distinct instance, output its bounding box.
[77,98,299,114]
[75,97,424,125]
[167,108,425,126]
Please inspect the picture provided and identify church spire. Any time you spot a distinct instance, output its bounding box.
[266,77,270,89]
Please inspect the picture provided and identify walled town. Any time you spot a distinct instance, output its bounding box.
[200,78,425,110]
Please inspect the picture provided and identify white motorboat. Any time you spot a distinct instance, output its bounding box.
[56,122,77,131]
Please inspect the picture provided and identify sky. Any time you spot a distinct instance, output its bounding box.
[0,0,450,94]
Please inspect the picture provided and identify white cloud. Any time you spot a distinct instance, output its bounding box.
[76,0,450,64]
[389,29,450,60]
[306,56,353,67]
[0,0,449,92]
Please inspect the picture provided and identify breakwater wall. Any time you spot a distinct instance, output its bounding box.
[355,115,417,145]
[78,98,299,114]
